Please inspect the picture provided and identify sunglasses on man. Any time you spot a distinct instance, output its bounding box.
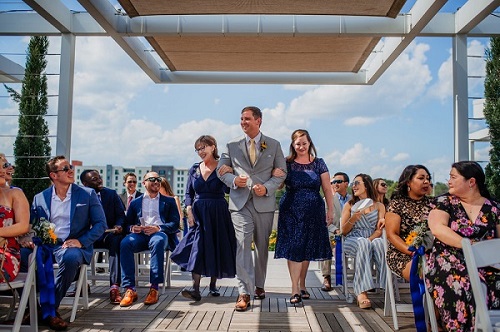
[331,179,345,185]
[2,162,15,169]
[145,177,162,183]
[53,165,74,173]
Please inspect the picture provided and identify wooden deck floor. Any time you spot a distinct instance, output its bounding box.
[1,259,419,331]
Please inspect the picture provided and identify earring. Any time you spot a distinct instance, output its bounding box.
[408,186,411,192]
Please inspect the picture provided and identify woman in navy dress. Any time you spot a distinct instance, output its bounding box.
[171,135,237,301]
[274,129,334,304]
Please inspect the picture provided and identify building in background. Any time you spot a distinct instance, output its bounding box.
[73,163,188,204]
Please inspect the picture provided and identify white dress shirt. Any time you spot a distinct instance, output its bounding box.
[51,185,72,240]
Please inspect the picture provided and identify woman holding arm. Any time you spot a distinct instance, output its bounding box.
[426,161,500,331]
[274,129,333,304]
[385,165,433,281]
[170,135,237,302]
[340,173,386,309]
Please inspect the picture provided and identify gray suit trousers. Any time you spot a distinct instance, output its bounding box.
[231,201,274,295]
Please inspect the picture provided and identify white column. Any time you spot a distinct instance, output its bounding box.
[56,33,75,159]
[452,34,469,162]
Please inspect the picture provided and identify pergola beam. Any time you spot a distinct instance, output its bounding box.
[22,0,72,33]
[365,0,447,84]
[455,0,500,34]
[77,0,164,83]
[0,55,25,83]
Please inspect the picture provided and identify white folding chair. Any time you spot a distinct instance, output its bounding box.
[89,248,109,285]
[382,229,438,331]
[462,238,500,332]
[0,246,38,332]
[341,235,382,304]
[134,250,172,294]
[54,263,89,323]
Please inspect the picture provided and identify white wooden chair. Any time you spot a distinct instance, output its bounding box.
[54,263,89,323]
[0,246,38,332]
[134,250,172,294]
[382,229,438,331]
[462,238,500,332]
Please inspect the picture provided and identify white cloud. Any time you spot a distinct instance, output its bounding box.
[427,39,487,103]
[344,117,378,126]
[392,153,409,162]
[285,41,432,125]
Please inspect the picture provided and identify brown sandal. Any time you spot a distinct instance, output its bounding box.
[357,295,372,309]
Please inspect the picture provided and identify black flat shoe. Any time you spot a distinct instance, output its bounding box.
[181,288,201,302]
[290,293,302,304]
[209,288,220,297]
[300,290,310,299]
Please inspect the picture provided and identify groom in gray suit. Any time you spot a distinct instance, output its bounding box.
[218,106,286,311]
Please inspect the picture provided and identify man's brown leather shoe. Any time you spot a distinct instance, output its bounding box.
[110,288,122,304]
[119,289,138,307]
[235,294,250,311]
[144,288,159,305]
[47,314,68,331]
[254,287,266,299]
[321,276,332,291]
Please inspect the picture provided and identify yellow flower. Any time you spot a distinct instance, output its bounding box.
[260,141,267,152]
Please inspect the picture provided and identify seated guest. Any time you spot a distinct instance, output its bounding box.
[385,165,433,281]
[373,178,389,208]
[119,171,180,307]
[120,173,142,211]
[340,173,386,309]
[426,161,500,331]
[80,169,125,304]
[20,155,107,330]
[159,177,183,227]
[0,163,30,282]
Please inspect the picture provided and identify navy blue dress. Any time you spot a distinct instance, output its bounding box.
[171,163,237,278]
[274,158,333,262]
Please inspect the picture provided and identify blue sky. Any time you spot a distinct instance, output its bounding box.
[0,1,493,184]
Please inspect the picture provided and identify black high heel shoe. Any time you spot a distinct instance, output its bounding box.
[209,288,220,297]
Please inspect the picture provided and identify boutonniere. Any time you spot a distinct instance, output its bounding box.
[260,141,267,152]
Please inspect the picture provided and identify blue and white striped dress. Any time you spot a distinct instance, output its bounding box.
[343,209,386,295]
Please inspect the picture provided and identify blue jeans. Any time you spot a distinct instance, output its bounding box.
[120,232,168,289]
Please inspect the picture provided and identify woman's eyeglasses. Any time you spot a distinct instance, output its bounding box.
[380,183,387,187]
[351,180,362,187]
[195,146,207,153]
[53,165,74,173]
[331,179,345,185]
[145,177,162,183]
[2,162,14,169]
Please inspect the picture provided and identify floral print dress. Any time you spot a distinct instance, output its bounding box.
[0,205,21,282]
[425,194,500,332]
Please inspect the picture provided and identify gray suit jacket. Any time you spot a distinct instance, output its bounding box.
[217,134,286,212]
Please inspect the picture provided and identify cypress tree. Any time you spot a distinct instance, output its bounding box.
[4,36,51,203]
[484,37,500,199]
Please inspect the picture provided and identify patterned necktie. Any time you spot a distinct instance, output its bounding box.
[127,195,133,208]
[249,139,256,165]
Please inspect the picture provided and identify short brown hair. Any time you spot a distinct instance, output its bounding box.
[46,155,66,177]
[123,172,137,182]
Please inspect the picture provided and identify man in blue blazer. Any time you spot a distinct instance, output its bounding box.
[80,169,126,304]
[26,156,107,330]
[119,171,180,307]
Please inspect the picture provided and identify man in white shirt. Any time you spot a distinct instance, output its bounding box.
[119,171,180,307]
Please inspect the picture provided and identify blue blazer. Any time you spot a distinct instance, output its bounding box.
[31,183,107,264]
[99,187,126,229]
[124,194,180,251]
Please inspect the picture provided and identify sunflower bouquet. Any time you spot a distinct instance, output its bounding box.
[405,221,434,251]
[32,217,58,245]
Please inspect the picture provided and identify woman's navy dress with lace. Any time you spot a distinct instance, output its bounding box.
[274,158,332,262]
